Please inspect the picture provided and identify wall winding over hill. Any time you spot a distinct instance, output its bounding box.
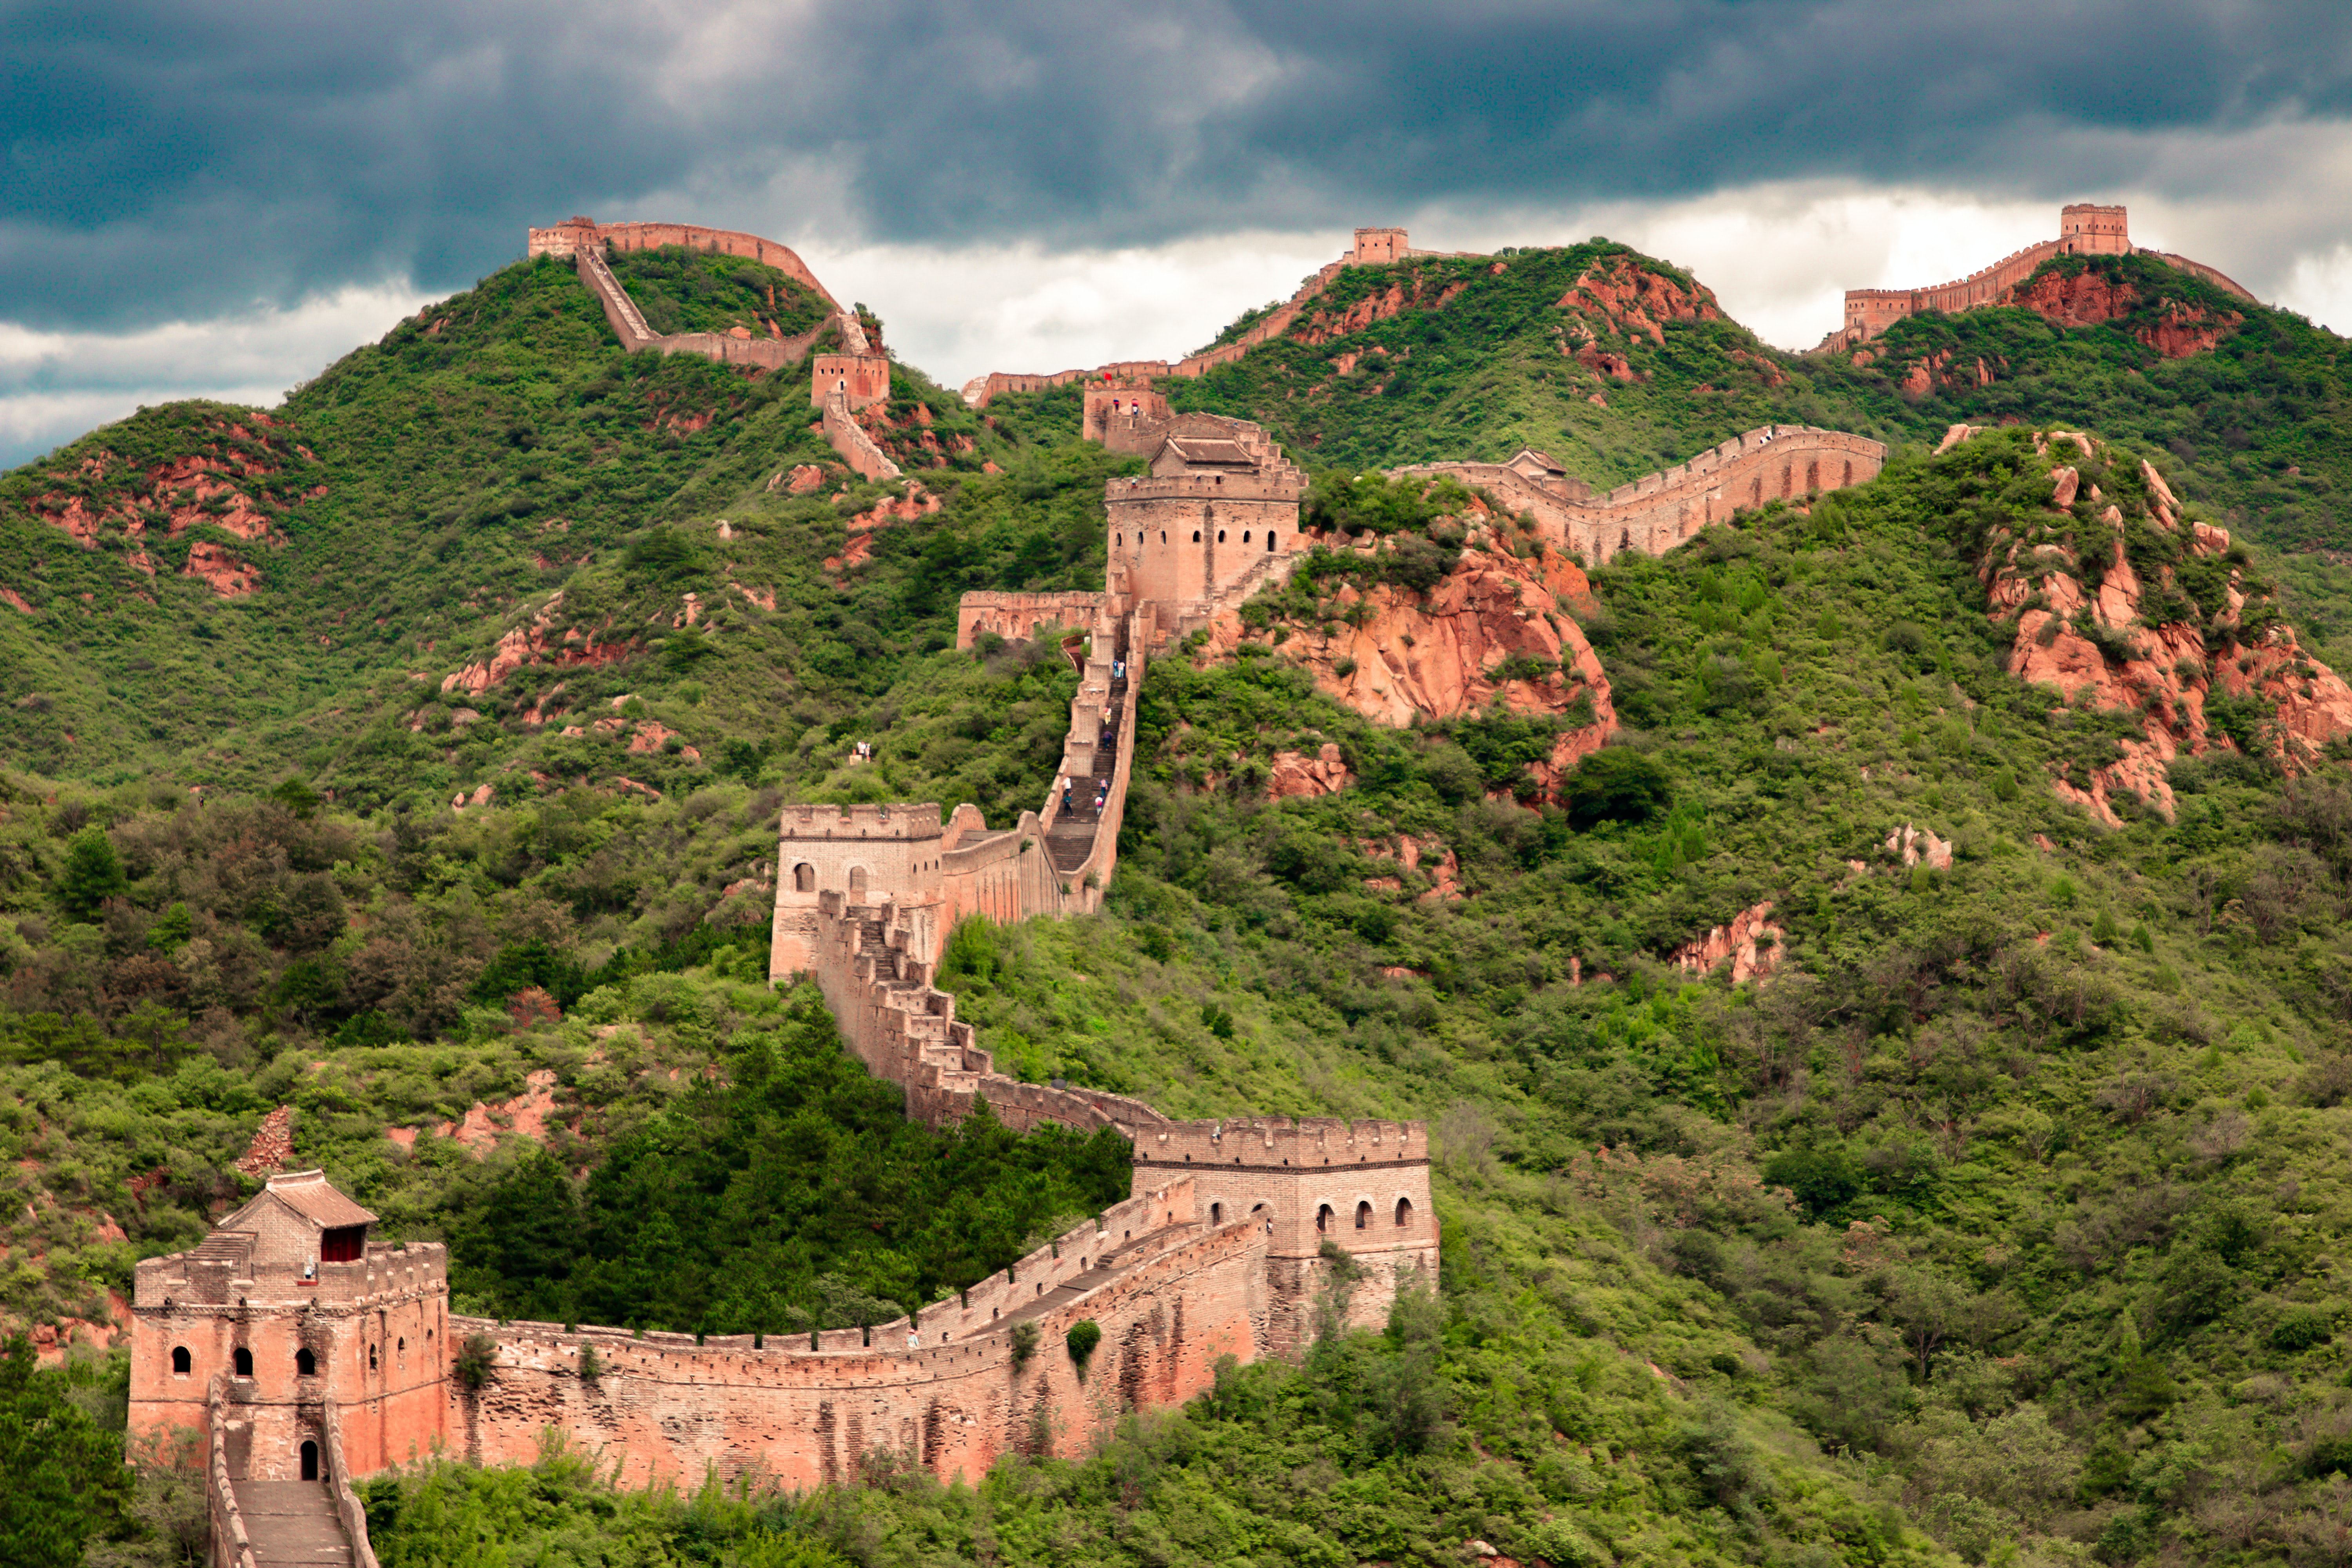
[1400,426,1887,564]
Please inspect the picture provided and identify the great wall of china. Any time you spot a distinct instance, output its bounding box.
[1825,203,2259,350]
[139,212,1931,1566]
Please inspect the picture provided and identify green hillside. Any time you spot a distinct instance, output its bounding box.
[9,231,2352,1567]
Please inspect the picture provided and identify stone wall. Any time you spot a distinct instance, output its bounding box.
[453,1192,1264,1488]
[955,591,1106,650]
[570,238,838,372]
[1829,204,2258,347]
[821,392,902,481]
[528,217,838,306]
[1398,425,1886,564]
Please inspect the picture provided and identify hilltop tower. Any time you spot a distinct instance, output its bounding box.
[129,1170,450,1480]
[2059,203,2131,256]
[769,803,950,975]
[1351,227,1411,265]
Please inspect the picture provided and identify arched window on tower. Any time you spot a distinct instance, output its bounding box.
[848,866,868,895]
[1315,1203,1334,1233]
[793,862,815,893]
[1396,1196,1414,1227]
[297,1348,316,1377]
[1355,1201,1372,1229]
[171,1347,191,1377]
[233,1347,252,1378]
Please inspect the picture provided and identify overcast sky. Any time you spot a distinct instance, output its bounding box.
[8,0,2352,467]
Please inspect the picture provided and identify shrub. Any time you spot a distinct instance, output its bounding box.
[455,1333,499,1390]
[1009,1321,1041,1371]
[1066,1319,1102,1375]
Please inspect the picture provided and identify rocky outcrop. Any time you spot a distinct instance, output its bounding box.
[440,593,638,695]
[824,484,940,578]
[1957,426,2352,822]
[1269,743,1356,798]
[1885,824,1953,871]
[1671,900,1785,984]
[1296,276,1468,346]
[1201,540,1615,805]
[1997,269,2242,358]
[22,414,317,587]
[181,541,263,597]
[1557,256,1723,344]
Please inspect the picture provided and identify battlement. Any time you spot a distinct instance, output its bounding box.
[1106,471,1304,503]
[135,1238,448,1308]
[1134,1117,1429,1169]
[779,803,945,842]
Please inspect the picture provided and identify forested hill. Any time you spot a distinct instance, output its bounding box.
[9,232,2352,1567]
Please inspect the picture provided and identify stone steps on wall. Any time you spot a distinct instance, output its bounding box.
[231,1481,354,1568]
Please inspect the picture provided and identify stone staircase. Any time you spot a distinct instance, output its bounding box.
[1045,618,1130,875]
[230,1481,354,1568]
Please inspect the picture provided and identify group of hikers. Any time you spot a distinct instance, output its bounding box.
[1057,657,1128,823]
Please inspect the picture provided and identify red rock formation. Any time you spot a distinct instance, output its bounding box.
[1201,542,1615,805]
[0,587,33,615]
[1671,900,1786,984]
[441,593,638,694]
[1960,427,2352,821]
[181,541,263,597]
[1884,824,1953,870]
[1557,256,1722,344]
[1268,743,1354,798]
[1996,268,2240,359]
[825,484,940,578]
[23,414,315,568]
[1295,276,1466,346]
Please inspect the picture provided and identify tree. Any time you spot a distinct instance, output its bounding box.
[1564,748,1671,829]
[0,1335,133,1568]
[56,829,126,920]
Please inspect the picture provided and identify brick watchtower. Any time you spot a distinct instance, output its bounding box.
[1129,1118,1439,1352]
[769,803,950,977]
[129,1171,450,1481]
[2059,203,2131,256]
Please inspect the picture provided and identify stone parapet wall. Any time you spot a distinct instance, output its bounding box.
[1399,425,1885,564]
[452,1199,1263,1488]
[208,1377,259,1568]
[322,1398,381,1568]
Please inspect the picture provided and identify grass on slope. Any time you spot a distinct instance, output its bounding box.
[606,245,833,340]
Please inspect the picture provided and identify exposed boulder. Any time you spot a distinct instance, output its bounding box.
[1671,899,1786,984]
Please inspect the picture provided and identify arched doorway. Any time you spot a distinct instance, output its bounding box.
[299,1441,319,1481]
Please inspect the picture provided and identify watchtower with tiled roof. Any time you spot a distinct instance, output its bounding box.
[129,1169,452,1484]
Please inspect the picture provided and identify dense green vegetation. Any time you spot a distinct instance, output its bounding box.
[452,988,1130,1333]
[606,247,832,341]
[14,224,2352,1565]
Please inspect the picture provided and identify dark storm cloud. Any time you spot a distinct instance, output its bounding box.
[6,0,2351,328]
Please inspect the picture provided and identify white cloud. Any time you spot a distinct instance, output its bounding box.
[0,285,429,468]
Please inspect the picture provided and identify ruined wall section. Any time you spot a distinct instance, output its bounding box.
[955,592,1106,649]
[1399,426,1885,564]
[454,1184,1259,1488]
